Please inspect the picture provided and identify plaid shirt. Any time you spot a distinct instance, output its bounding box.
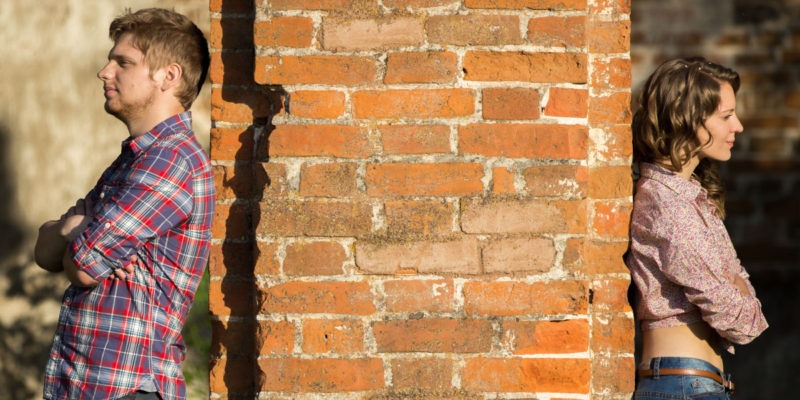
[44,113,214,400]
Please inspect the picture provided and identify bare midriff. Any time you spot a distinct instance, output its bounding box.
[640,322,724,372]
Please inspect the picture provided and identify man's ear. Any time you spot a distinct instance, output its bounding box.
[160,63,183,92]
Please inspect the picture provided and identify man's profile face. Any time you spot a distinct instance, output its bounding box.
[97,33,159,122]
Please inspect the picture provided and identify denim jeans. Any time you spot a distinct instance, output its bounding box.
[116,391,160,400]
[635,357,732,399]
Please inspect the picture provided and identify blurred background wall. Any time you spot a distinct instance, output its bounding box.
[632,0,799,397]
[0,1,210,399]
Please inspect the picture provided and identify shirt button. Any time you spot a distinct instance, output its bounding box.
[99,192,105,199]
[104,222,111,229]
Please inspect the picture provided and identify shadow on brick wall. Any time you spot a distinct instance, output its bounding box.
[210,1,286,397]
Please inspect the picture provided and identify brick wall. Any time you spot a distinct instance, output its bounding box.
[632,0,799,397]
[209,0,633,398]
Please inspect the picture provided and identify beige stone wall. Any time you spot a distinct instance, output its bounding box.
[0,1,210,398]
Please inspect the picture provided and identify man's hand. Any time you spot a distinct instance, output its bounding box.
[111,255,138,280]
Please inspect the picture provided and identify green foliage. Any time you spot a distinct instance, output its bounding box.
[182,268,210,396]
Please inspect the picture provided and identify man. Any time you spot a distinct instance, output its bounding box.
[33,8,214,400]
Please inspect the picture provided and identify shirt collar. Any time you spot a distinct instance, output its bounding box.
[123,112,192,154]
[639,162,705,201]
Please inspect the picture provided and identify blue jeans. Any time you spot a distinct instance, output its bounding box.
[635,357,732,399]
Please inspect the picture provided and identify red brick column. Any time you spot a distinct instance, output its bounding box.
[209,0,634,398]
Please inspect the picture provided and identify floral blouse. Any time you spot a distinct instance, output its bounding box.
[626,162,768,353]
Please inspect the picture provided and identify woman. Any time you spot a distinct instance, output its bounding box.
[626,57,768,399]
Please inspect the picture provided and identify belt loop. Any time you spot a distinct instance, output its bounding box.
[652,357,661,379]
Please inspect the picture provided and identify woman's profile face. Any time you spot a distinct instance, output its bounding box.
[696,82,744,162]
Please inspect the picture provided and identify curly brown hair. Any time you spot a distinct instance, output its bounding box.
[632,57,740,218]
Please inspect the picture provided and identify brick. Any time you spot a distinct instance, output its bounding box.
[255,241,281,276]
[592,57,631,90]
[383,279,455,313]
[523,165,588,198]
[562,238,584,276]
[209,279,255,317]
[268,0,364,10]
[255,55,377,85]
[211,319,256,357]
[384,199,455,238]
[383,0,454,8]
[355,237,482,274]
[286,90,346,119]
[385,52,458,84]
[321,17,424,50]
[461,198,587,234]
[589,91,632,125]
[463,52,587,83]
[590,0,631,15]
[373,318,493,353]
[492,167,516,195]
[302,318,364,353]
[215,163,285,200]
[299,162,358,197]
[426,15,522,46]
[588,19,630,53]
[527,16,586,48]
[366,163,484,197]
[592,200,632,238]
[210,0,252,13]
[500,319,589,354]
[390,358,453,391]
[254,17,314,48]
[212,202,251,240]
[483,237,556,274]
[283,241,348,276]
[465,0,587,10]
[591,278,633,313]
[563,239,630,276]
[588,165,633,199]
[462,358,590,392]
[545,87,588,118]
[380,125,451,155]
[257,199,373,237]
[209,242,255,277]
[258,358,384,392]
[254,162,289,199]
[352,89,475,119]
[592,315,634,354]
[257,320,296,355]
[590,125,633,164]
[210,358,255,394]
[209,16,254,51]
[211,87,282,123]
[210,127,254,161]
[464,280,589,316]
[259,281,376,314]
[268,125,375,158]
[459,124,588,159]
[209,51,254,86]
[482,88,540,120]
[592,356,635,393]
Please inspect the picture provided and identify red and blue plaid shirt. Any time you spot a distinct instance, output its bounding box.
[44,113,214,400]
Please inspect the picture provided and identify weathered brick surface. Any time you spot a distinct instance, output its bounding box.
[211,0,633,398]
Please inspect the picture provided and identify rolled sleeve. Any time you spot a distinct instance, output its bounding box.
[661,208,768,345]
[70,146,193,281]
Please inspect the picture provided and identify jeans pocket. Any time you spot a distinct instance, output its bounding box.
[688,376,728,399]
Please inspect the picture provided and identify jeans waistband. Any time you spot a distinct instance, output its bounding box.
[648,357,723,377]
